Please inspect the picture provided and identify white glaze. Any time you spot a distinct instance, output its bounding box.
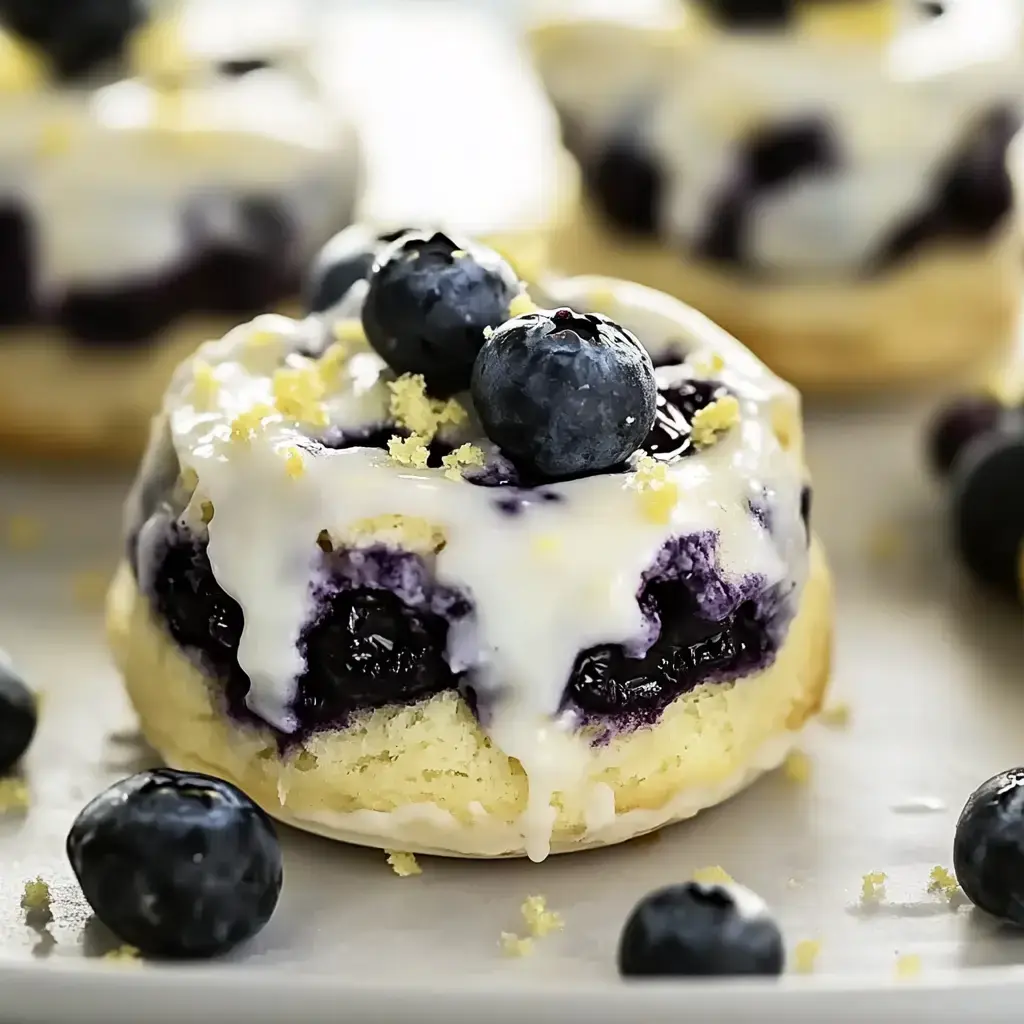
[134,275,808,862]
[535,0,1024,274]
[0,0,356,294]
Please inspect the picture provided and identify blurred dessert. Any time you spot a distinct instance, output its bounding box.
[107,226,830,862]
[529,0,1024,391]
[0,0,358,459]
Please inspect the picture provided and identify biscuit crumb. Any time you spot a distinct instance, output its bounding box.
[521,895,563,938]
[283,447,305,480]
[500,932,534,958]
[0,777,28,812]
[21,877,50,912]
[687,350,725,377]
[190,360,219,407]
[6,514,41,551]
[508,292,537,318]
[895,953,921,979]
[820,702,851,728]
[927,866,959,901]
[104,945,142,963]
[386,851,422,877]
[272,365,328,428]
[692,865,734,886]
[792,939,821,974]
[389,374,466,441]
[387,434,431,469]
[861,871,887,904]
[71,569,110,608]
[629,455,679,525]
[441,443,485,482]
[690,395,741,448]
[229,403,275,443]
[783,749,811,784]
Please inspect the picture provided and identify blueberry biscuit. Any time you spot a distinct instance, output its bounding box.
[530,0,1024,391]
[0,0,359,460]
[107,229,831,861]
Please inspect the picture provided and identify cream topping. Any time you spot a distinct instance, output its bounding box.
[137,275,807,862]
[532,0,1024,274]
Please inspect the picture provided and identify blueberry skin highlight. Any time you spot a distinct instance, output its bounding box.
[66,769,283,959]
[618,881,784,978]
[954,769,1024,925]
[471,308,657,479]
[0,658,35,774]
[361,230,520,398]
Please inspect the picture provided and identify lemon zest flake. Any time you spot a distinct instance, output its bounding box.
[272,365,328,427]
[861,871,887,904]
[21,877,50,911]
[692,865,734,886]
[442,443,485,482]
[521,895,564,938]
[389,374,466,441]
[927,866,959,901]
[688,350,725,377]
[629,454,680,525]
[283,447,305,480]
[792,939,821,974]
[500,932,534,958]
[690,395,741,448]
[387,434,431,469]
[230,403,275,443]
[386,851,422,877]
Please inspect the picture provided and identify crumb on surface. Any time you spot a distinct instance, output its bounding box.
[861,871,887,904]
[508,292,537,318]
[71,569,110,608]
[687,350,725,377]
[229,403,275,443]
[521,895,563,938]
[690,395,741,448]
[820,702,851,728]
[272,365,328,427]
[0,777,28,812]
[783,749,811,784]
[21,877,50,911]
[5,513,42,551]
[692,865,734,886]
[103,945,142,963]
[629,455,679,525]
[895,953,921,979]
[500,932,534,958]
[283,447,305,480]
[385,851,422,877]
[927,866,959,900]
[389,374,466,441]
[387,434,431,469]
[441,443,485,482]
[341,514,446,554]
[792,939,821,974]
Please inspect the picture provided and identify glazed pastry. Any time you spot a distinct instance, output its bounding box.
[529,0,1024,391]
[0,0,358,460]
[107,228,831,862]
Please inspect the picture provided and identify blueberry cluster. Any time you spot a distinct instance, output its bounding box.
[0,0,149,81]
[926,391,1024,597]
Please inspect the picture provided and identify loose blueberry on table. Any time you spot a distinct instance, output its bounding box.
[361,230,521,398]
[0,656,36,774]
[954,769,1024,925]
[618,881,785,977]
[66,768,283,959]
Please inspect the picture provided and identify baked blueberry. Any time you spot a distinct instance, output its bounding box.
[618,881,784,977]
[692,0,795,28]
[954,768,1024,925]
[926,394,1004,478]
[66,768,283,959]
[304,225,415,314]
[362,231,520,398]
[0,0,149,81]
[949,432,1024,597]
[471,308,657,479]
[584,123,663,236]
[0,657,36,774]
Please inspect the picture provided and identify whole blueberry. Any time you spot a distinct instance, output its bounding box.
[471,307,657,479]
[361,231,521,398]
[303,225,415,314]
[0,657,36,774]
[950,432,1024,597]
[954,769,1024,925]
[927,394,1004,478]
[0,0,149,80]
[693,0,795,28]
[66,769,283,959]
[618,881,784,978]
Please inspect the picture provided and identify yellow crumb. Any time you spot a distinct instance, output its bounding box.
[895,953,921,979]
[629,455,679,525]
[37,120,72,158]
[283,448,305,480]
[521,895,564,938]
[103,945,142,962]
[5,514,42,551]
[508,292,537,318]
[441,443,485,482]
[861,871,887,904]
[792,939,821,974]
[0,777,28,812]
[387,434,431,469]
[866,524,904,563]
[385,851,422,877]
[272,365,328,428]
[200,500,215,525]
[20,878,50,911]
[692,866,734,886]
[340,515,446,554]
[927,866,960,901]
[190,360,219,408]
[687,350,725,377]
[229,403,275,443]
[783,749,811,784]
[500,932,534,958]
[820,702,851,728]
[690,395,741,448]
[388,374,466,441]
[71,569,110,608]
